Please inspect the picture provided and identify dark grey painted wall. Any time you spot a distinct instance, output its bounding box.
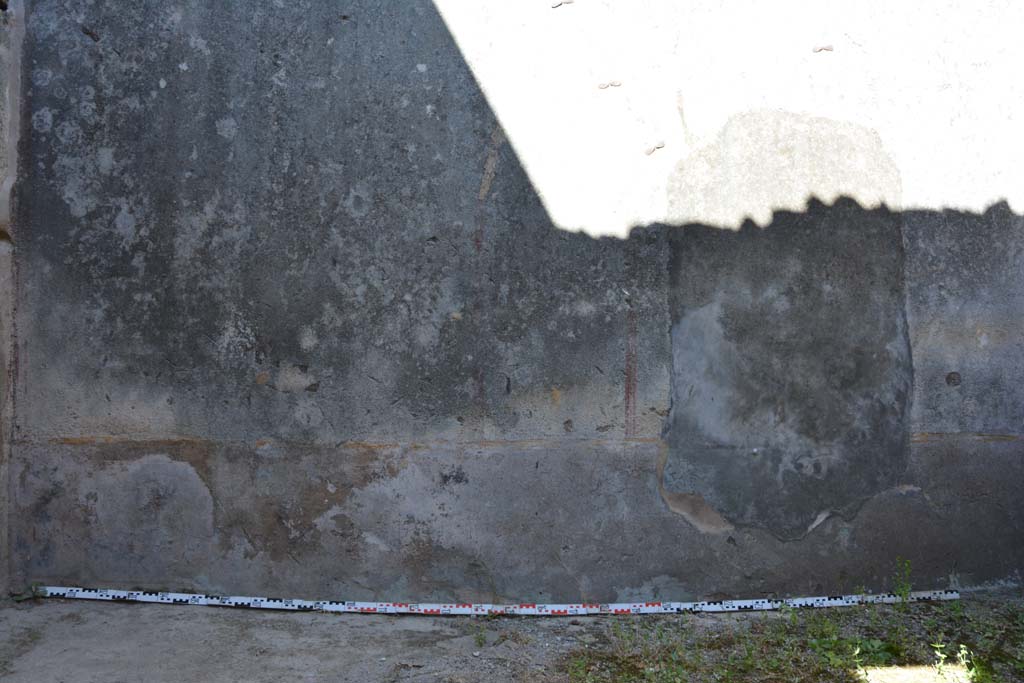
[8,0,1023,601]
[664,202,913,540]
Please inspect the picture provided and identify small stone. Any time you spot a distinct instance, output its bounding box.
[472,651,480,657]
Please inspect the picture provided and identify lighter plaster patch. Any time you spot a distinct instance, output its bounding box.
[53,154,100,218]
[362,532,393,552]
[97,148,115,174]
[215,117,238,140]
[86,454,214,580]
[299,326,319,351]
[667,111,901,228]
[214,311,256,362]
[313,505,346,532]
[31,108,53,133]
[343,184,371,217]
[188,35,211,55]
[294,397,325,428]
[113,205,137,246]
[274,365,318,393]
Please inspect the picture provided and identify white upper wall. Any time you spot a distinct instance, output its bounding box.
[436,0,1024,235]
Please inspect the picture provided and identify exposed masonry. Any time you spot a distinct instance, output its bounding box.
[0,0,23,600]
[6,0,1024,602]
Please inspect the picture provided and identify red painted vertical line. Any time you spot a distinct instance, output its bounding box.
[469,127,504,416]
[474,127,504,254]
[624,308,638,437]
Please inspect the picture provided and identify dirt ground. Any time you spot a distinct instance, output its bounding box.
[0,598,582,682]
[2,592,1022,682]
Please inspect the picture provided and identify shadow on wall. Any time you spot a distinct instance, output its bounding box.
[662,197,1023,541]
[16,0,669,446]
[11,0,1024,596]
[660,198,912,541]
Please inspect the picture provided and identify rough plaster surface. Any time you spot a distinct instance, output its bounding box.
[7,0,1024,600]
[14,436,1024,602]
[902,205,1024,436]
[15,0,668,445]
